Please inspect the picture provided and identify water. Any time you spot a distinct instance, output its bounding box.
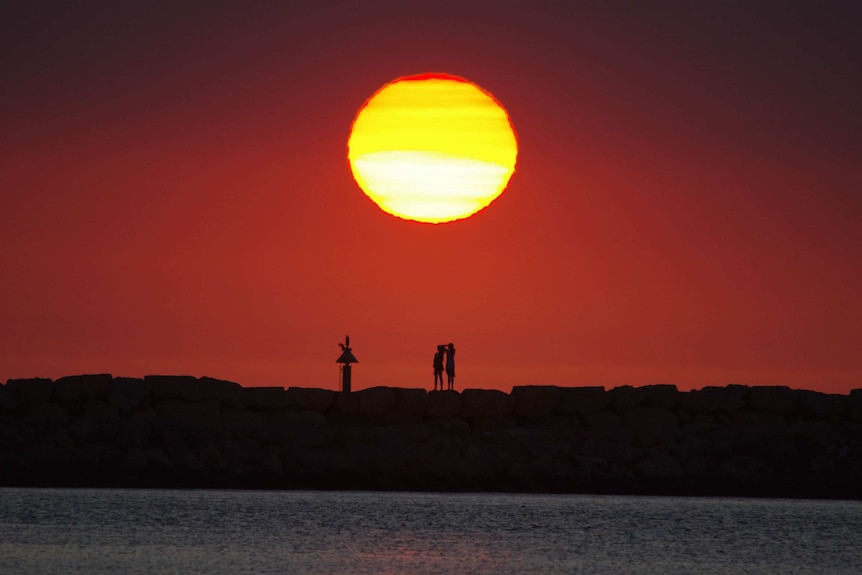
[0,488,860,574]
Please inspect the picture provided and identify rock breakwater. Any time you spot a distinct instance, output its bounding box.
[2,375,861,498]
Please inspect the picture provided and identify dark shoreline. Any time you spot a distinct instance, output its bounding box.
[2,375,861,499]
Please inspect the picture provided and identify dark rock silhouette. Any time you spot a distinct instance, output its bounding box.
[1,375,861,499]
[427,390,461,419]
[147,375,205,402]
[460,389,513,420]
[512,386,560,418]
[108,378,152,413]
[6,377,54,405]
[54,374,113,405]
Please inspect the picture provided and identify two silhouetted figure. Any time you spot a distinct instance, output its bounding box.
[433,343,455,391]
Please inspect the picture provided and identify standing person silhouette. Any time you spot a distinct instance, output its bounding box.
[445,343,456,390]
[433,345,445,391]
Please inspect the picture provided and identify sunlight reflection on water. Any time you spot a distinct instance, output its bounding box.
[0,488,860,574]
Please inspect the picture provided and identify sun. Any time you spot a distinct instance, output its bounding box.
[347,73,518,224]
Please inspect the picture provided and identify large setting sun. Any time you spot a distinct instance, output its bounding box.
[348,73,518,223]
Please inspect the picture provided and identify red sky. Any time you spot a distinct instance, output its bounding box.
[2,1,860,394]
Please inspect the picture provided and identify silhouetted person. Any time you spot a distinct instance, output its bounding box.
[433,345,445,390]
[445,342,455,390]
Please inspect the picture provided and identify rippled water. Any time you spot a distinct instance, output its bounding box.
[0,488,860,574]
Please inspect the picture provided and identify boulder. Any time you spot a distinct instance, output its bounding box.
[0,384,18,413]
[146,375,204,402]
[220,438,261,467]
[357,387,397,416]
[637,451,683,481]
[200,376,246,407]
[578,439,643,465]
[730,411,788,431]
[511,386,560,418]
[268,409,329,429]
[152,399,220,426]
[581,410,631,443]
[125,447,150,470]
[568,454,611,485]
[395,388,428,414]
[795,390,846,421]
[526,414,581,431]
[222,407,266,438]
[126,447,172,470]
[68,401,120,443]
[746,386,798,414]
[789,420,834,452]
[674,432,712,461]
[470,415,521,430]
[6,378,54,405]
[460,389,513,419]
[114,413,154,448]
[379,408,424,426]
[719,455,773,485]
[609,385,647,411]
[244,387,289,411]
[23,441,73,469]
[427,390,461,419]
[849,389,862,421]
[287,387,336,413]
[556,386,609,415]
[623,406,679,436]
[643,384,680,408]
[458,437,507,482]
[682,454,716,480]
[809,454,836,476]
[431,417,470,431]
[258,448,284,474]
[332,392,359,414]
[591,461,638,488]
[53,374,112,404]
[583,410,622,431]
[759,435,803,473]
[51,378,84,406]
[679,385,748,413]
[25,403,71,427]
[108,377,152,413]
[82,399,121,420]
[707,425,739,457]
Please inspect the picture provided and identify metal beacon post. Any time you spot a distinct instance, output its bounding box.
[335,335,358,393]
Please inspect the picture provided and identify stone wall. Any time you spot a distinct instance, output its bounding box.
[1,375,861,498]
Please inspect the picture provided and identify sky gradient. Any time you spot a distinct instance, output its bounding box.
[2,1,860,393]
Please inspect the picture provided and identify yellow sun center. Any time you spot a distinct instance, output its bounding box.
[347,73,518,223]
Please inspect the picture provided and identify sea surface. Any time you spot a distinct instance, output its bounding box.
[0,488,860,574]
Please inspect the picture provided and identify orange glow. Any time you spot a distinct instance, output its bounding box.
[348,73,518,223]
